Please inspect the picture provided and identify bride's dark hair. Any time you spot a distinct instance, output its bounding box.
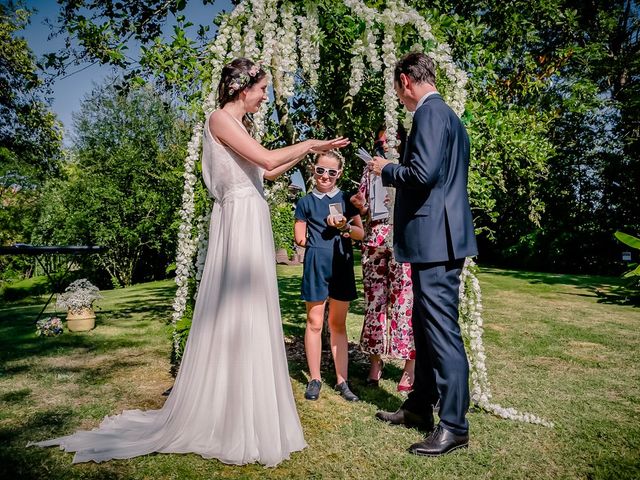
[217,58,267,133]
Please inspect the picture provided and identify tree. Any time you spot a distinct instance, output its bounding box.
[414,0,639,274]
[0,3,62,188]
[42,0,237,104]
[34,82,191,286]
[0,2,63,281]
[43,0,639,275]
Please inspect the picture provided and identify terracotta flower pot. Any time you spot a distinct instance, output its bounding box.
[66,307,96,332]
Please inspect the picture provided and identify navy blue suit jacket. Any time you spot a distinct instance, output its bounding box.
[381,94,478,263]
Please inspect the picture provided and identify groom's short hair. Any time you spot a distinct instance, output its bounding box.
[394,52,436,86]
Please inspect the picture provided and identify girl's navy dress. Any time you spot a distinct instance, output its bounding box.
[295,189,359,302]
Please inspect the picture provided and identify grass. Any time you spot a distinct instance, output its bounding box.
[0,264,639,479]
[0,275,51,302]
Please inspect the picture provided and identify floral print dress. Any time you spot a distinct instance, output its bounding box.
[357,167,415,360]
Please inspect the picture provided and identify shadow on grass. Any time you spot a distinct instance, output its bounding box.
[483,267,639,308]
[278,259,401,411]
[0,388,32,403]
[283,325,405,413]
[0,283,177,371]
[0,406,136,479]
[0,326,148,368]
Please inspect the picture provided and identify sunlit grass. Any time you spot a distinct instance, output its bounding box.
[1,266,638,479]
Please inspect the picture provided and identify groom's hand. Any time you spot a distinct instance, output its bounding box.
[369,156,391,176]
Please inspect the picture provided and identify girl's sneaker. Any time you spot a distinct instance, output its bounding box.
[334,381,359,402]
[305,379,322,400]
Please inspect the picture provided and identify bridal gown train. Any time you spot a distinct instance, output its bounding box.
[29,115,307,466]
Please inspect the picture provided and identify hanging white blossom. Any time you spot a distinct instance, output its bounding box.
[296,3,320,87]
[171,125,203,358]
[343,0,377,25]
[252,0,279,139]
[193,206,212,298]
[348,39,367,96]
[204,5,247,113]
[242,0,263,61]
[459,258,554,427]
[273,2,297,99]
[364,28,382,72]
[381,14,400,159]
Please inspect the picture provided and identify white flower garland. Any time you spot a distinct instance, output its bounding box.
[273,2,297,99]
[174,7,245,350]
[344,0,467,116]
[173,0,552,429]
[345,1,381,97]
[380,14,400,159]
[348,39,367,97]
[364,28,382,72]
[204,5,246,113]
[296,3,320,87]
[459,258,554,427]
[171,125,203,358]
[193,206,212,299]
[253,0,279,140]
[392,0,468,115]
[174,3,267,352]
[242,0,263,61]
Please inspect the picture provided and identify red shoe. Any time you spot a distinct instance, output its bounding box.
[397,383,413,392]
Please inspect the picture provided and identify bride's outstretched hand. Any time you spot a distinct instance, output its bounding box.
[310,137,350,153]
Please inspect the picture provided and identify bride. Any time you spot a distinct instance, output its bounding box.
[30,57,349,467]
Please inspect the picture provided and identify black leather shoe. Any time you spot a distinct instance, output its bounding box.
[375,408,434,432]
[305,379,322,400]
[334,381,359,402]
[408,425,469,456]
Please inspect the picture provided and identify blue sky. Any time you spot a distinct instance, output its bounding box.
[20,0,235,141]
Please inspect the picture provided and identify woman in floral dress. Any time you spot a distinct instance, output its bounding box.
[351,128,415,392]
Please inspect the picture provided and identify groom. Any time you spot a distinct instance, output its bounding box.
[369,52,478,456]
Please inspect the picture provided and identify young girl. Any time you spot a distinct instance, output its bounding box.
[294,151,364,402]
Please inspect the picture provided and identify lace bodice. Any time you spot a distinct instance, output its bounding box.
[202,113,264,202]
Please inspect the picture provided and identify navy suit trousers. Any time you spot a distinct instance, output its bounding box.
[402,259,470,435]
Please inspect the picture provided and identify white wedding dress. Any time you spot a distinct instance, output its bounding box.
[29,114,307,467]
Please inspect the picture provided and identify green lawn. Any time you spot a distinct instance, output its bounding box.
[1,264,639,479]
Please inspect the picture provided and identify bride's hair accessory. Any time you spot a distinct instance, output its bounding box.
[228,62,264,93]
[248,64,261,77]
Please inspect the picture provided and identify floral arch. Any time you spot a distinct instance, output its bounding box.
[171,0,552,427]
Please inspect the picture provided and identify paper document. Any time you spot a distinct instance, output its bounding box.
[369,173,389,221]
[356,147,373,163]
[355,146,389,221]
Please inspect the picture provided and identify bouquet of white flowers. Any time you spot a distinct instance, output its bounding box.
[36,316,63,337]
[56,279,103,314]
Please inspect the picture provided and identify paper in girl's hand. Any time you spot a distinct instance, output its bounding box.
[356,147,373,164]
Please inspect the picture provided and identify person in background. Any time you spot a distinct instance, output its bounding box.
[351,127,415,393]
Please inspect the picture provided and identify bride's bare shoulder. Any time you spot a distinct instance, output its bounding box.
[209,110,233,132]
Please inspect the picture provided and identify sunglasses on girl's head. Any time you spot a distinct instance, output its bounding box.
[314,166,340,177]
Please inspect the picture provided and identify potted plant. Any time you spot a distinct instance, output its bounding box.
[56,279,103,331]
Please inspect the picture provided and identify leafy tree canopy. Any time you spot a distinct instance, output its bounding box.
[34,82,191,286]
